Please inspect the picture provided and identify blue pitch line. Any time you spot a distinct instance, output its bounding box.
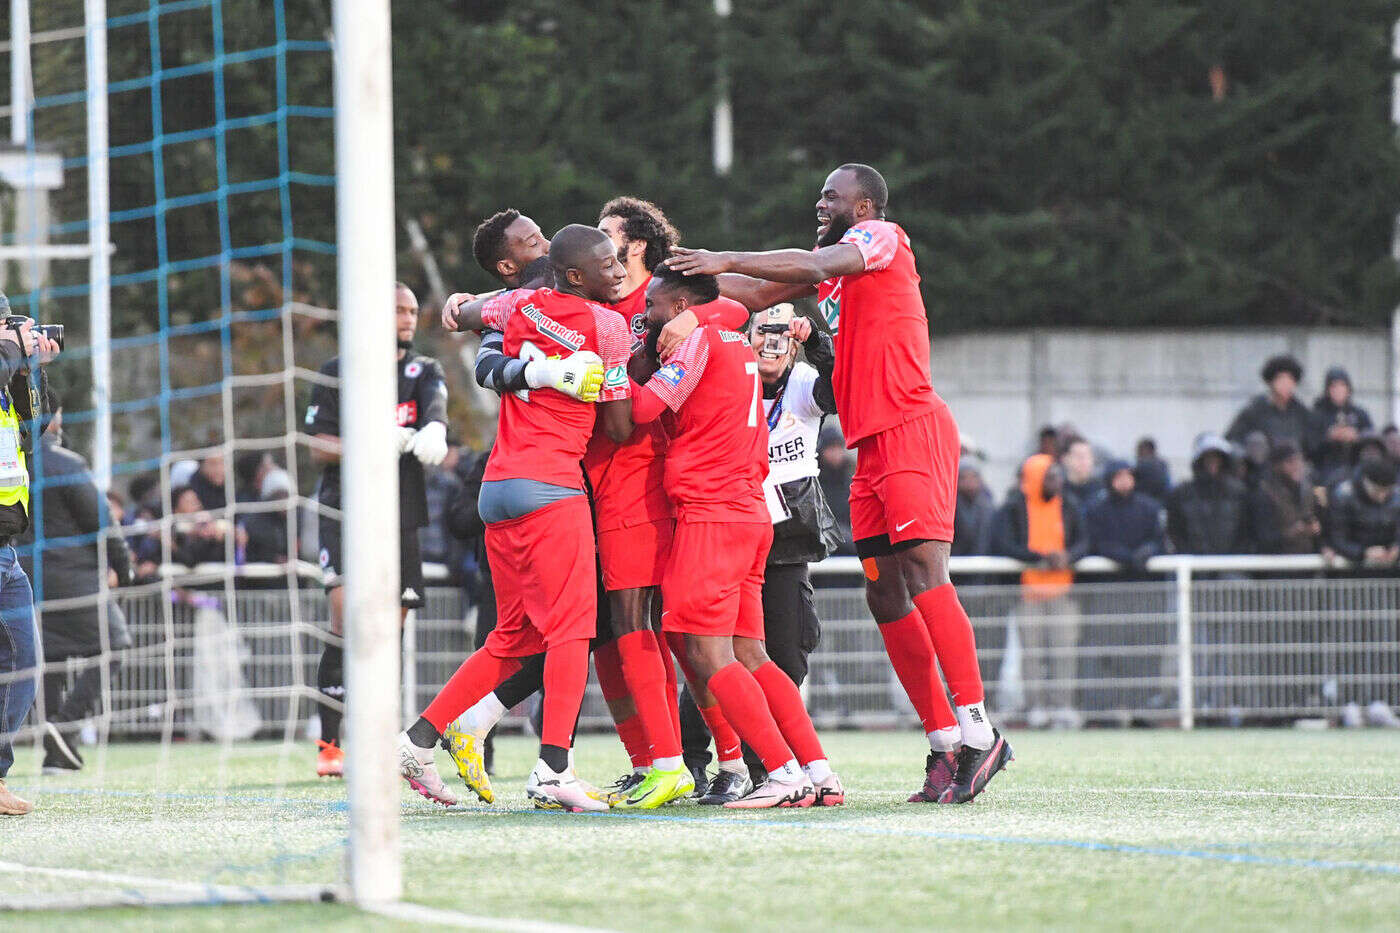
[455,806,1400,878]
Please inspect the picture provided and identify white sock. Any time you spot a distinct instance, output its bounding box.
[803,758,832,782]
[461,692,506,738]
[956,702,994,750]
[770,759,803,783]
[633,765,649,775]
[718,757,748,776]
[653,755,682,772]
[927,725,963,753]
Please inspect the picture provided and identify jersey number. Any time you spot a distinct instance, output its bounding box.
[514,340,546,402]
[746,361,761,428]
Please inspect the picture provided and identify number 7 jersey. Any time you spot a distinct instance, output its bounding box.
[642,325,769,523]
[481,287,632,487]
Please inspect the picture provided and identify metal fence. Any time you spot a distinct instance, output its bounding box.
[32,555,1400,739]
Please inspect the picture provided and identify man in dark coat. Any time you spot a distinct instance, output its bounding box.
[1248,441,1321,554]
[1226,354,1319,457]
[1166,433,1250,554]
[1311,367,1374,488]
[951,457,995,557]
[1132,437,1171,504]
[1322,458,1400,569]
[20,404,133,772]
[1086,460,1165,573]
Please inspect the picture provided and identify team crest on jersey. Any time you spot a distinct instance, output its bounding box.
[404,360,423,379]
[630,313,647,338]
[657,362,685,386]
[605,365,627,388]
[319,547,331,569]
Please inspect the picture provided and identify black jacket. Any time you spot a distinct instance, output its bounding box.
[988,490,1090,564]
[1323,473,1400,562]
[1248,471,1318,554]
[1312,395,1373,486]
[0,339,52,537]
[1166,472,1249,555]
[1086,487,1165,572]
[952,488,995,557]
[1226,394,1319,457]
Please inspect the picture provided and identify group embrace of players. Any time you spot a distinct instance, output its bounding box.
[386,163,1012,812]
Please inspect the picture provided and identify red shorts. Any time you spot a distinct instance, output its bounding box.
[660,519,772,640]
[849,402,959,546]
[482,495,596,657]
[597,518,674,591]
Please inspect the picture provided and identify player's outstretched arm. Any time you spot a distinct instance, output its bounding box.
[715,274,816,312]
[668,244,865,285]
[442,290,503,332]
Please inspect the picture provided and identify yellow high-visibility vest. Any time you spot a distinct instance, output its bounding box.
[0,388,30,515]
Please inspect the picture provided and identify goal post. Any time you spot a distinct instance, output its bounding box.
[332,0,403,907]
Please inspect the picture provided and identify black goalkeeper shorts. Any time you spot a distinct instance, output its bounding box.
[319,512,426,609]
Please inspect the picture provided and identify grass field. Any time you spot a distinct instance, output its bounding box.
[5,729,1400,931]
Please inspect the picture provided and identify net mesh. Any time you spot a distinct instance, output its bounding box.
[2,0,345,907]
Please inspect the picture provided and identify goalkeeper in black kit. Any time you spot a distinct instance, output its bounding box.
[305,281,449,778]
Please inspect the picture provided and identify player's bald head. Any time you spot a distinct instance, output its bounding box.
[833,163,888,216]
[549,224,612,277]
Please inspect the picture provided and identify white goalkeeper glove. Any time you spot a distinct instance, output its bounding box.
[395,425,418,454]
[409,420,448,466]
[525,350,606,403]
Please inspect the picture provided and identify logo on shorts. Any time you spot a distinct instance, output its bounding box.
[895,519,916,533]
[404,360,423,379]
[605,365,627,388]
[657,363,685,386]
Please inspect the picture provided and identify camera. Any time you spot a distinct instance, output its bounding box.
[4,314,64,352]
[756,322,791,358]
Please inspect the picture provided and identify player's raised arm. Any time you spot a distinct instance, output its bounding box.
[668,243,865,285]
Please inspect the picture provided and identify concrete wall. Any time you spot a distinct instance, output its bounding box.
[931,328,1394,496]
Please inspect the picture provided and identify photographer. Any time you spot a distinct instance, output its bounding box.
[680,303,843,803]
[0,299,61,816]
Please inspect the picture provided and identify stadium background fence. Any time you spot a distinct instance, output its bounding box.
[37,555,1400,747]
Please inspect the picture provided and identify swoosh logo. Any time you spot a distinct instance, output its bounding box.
[895,519,916,532]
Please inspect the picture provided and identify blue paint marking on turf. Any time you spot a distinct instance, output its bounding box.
[467,805,1400,878]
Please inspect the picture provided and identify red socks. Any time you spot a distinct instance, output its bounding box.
[616,630,681,760]
[706,661,793,773]
[594,640,648,768]
[655,631,681,745]
[913,584,985,706]
[541,639,590,749]
[698,703,742,762]
[423,649,521,732]
[752,662,824,765]
[877,609,958,732]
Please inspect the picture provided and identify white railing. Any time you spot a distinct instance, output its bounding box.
[25,554,1398,737]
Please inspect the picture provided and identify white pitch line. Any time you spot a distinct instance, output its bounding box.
[0,859,334,909]
[361,900,619,933]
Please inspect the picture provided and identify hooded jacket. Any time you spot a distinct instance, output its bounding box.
[1085,459,1165,572]
[1323,467,1400,562]
[1311,367,1374,485]
[1166,434,1249,554]
[1248,464,1318,554]
[989,454,1089,596]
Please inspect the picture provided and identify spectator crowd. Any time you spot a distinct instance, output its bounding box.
[816,353,1400,573]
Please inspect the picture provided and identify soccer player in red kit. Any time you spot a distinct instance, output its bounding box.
[666,163,1012,804]
[398,225,633,812]
[624,265,844,809]
[591,197,752,807]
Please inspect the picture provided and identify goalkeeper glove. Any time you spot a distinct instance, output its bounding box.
[395,425,418,454]
[526,351,606,403]
[409,420,448,466]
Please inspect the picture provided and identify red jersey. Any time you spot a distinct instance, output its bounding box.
[481,288,632,487]
[641,325,768,523]
[584,275,669,531]
[583,294,752,531]
[815,220,938,446]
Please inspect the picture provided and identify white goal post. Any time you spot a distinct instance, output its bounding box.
[332,0,403,906]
